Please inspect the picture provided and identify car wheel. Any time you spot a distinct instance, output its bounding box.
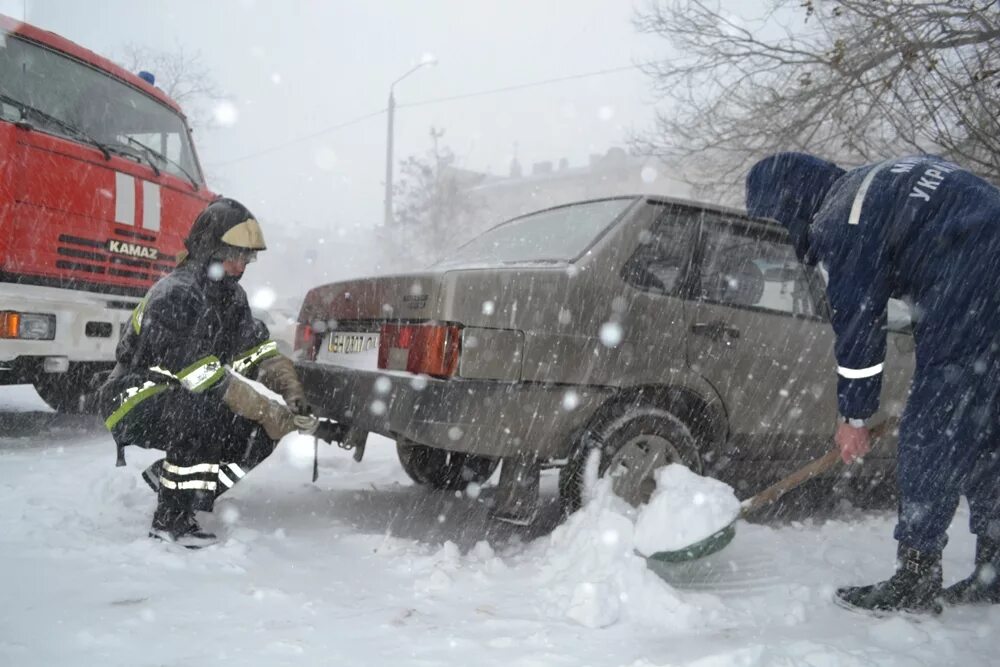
[559,405,703,514]
[396,439,500,491]
[32,363,106,414]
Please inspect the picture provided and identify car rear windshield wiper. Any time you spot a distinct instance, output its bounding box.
[124,135,200,190]
[0,91,112,160]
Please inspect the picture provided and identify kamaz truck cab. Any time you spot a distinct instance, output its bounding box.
[0,15,216,410]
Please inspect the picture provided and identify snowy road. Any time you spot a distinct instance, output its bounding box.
[1,385,998,667]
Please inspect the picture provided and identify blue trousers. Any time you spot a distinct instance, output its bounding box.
[894,355,1000,553]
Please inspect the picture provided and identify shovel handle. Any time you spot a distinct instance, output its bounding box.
[739,448,842,517]
[738,418,896,518]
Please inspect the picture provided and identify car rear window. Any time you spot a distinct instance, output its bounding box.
[436,198,636,267]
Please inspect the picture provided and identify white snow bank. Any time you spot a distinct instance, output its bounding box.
[634,464,741,556]
[536,478,733,630]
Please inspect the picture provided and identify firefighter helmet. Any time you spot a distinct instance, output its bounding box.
[181,197,266,263]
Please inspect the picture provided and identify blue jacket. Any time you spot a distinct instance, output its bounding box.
[748,154,1000,419]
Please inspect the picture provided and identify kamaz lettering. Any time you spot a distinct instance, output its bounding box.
[107,240,159,260]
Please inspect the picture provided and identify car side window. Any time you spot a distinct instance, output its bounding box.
[622,205,697,296]
[699,220,819,318]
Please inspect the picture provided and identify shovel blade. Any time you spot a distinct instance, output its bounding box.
[644,522,737,563]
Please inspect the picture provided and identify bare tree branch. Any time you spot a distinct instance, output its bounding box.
[390,127,485,266]
[634,0,1000,202]
[117,43,225,129]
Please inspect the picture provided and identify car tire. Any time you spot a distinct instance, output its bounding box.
[32,363,106,414]
[396,439,500,491]
[558,405,703,515]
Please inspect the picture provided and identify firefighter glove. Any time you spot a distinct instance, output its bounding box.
[257,355,310,415]
[222,374,297,440]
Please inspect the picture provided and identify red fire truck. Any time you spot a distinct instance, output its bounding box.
[0,15,215,410]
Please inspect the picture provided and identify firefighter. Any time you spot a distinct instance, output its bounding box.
[746,152,1000,615]
[100,198,346,549]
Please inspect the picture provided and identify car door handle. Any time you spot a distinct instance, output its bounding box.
[691,321,741,341]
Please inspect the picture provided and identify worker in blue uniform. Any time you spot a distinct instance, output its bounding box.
[746,152,1000,615]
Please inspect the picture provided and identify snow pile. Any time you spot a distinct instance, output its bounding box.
[634,464,741,556]
[536,478,732,629]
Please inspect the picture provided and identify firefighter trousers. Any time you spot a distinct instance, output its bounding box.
[113,386,277,517]
[894,353,1000,553]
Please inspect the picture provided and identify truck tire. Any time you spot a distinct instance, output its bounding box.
[396,439,499,491]
[559,405,703,515]
[33,363,106,414]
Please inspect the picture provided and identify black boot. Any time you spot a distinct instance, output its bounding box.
[149,506,218,549]
[141,459,164,493]
[943,537,1000,605]
[835,544,943,615]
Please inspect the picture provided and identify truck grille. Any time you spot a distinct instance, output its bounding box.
[57,232,176,281]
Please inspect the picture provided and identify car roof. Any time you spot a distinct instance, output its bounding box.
[503,194,787,236]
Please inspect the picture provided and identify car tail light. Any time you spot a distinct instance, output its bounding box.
[1,311,56,340]
[378,323,461,377]
[294,322,319,361]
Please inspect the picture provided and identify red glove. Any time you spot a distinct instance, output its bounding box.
[835,421,871,464]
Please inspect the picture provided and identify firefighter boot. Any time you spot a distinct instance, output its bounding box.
[149,499,218,549]
[943,537,1000,605]
[835,544,943,615]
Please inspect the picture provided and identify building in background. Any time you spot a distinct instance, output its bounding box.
[460,146,692,232]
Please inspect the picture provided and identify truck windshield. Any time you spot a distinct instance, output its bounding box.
[437,198,636,267]
[0,34,204,185]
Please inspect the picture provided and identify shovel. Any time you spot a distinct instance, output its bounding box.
[646,419,896,563]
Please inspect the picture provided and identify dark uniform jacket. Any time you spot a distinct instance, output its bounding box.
[749,154,1000,420]
[101,260,278,432]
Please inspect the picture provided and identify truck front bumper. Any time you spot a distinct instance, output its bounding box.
[0,281,138,365]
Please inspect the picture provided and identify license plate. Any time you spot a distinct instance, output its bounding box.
[328,332,379,354]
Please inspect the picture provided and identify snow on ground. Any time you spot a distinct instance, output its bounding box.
[2,384,999,666]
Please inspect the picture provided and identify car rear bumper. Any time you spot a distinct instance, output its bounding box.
[295,361,611,459]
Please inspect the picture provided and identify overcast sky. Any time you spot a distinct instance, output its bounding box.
[3,1,670,230]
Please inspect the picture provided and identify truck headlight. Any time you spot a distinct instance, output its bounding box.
[0,311,57,340]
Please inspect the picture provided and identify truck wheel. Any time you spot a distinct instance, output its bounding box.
[558,405,702,515]
[33,364,105,414]
[396,439,499,491]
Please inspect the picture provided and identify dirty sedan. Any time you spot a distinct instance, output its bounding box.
[294,196,914,511]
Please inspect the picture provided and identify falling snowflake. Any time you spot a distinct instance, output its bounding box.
[251,287,276,309]
[313,147,337,171]
[599,322,623,347]
[562,390,580,411]
[213,101,239,126]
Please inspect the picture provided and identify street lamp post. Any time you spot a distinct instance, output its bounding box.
[384,55,436,227]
